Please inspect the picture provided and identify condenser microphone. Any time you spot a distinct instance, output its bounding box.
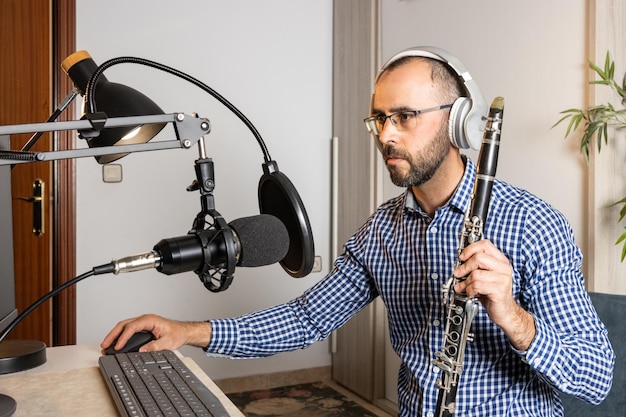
[110,213,289,276]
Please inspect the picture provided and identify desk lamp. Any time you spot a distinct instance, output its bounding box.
[62,50,168,163]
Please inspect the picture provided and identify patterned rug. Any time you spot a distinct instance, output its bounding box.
[227,381,381,417]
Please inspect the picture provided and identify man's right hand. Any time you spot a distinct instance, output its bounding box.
[100,313,212,354]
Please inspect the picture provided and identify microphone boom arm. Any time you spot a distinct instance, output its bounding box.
[0,113,210,165]
[0,111,238,291]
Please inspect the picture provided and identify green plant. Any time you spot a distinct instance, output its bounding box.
[554,51,626,261]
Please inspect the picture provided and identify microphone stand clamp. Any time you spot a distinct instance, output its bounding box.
[186,137,237,292]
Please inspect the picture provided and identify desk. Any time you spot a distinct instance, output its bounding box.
[0,344,244,417]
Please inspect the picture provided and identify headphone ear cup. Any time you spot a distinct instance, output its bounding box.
[448,97,471,149]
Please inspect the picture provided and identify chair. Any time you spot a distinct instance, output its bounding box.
[561,292,626,416]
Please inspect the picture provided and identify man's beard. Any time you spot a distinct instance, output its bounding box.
[383,122,450,188]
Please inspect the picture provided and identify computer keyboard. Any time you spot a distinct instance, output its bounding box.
[99,350,232,417]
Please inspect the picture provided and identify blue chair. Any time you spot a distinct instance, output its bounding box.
[561,292,626,416]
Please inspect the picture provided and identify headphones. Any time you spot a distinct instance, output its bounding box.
[372,46,487,150]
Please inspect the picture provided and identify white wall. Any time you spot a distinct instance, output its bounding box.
[381,0,588,264]
[75,0,333,379]
[74,0,589,382]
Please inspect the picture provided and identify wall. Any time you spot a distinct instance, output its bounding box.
[588,1,626,294]
[73,0,594,382]
[74,0,333,379]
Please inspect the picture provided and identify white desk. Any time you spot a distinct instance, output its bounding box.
[0,344,244,417]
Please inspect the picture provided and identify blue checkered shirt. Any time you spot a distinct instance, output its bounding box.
[207,157,614,416]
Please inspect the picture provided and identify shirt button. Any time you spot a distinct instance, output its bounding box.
[433,319,441,327]
[427,412,434,417]
[430,272,439,280]
[430,226,438,234]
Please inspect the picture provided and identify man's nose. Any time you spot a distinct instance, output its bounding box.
[377,119,397,145]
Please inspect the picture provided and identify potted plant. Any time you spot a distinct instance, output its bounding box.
[554,51,626,261]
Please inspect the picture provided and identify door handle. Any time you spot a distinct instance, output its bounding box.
[14,178,45,236]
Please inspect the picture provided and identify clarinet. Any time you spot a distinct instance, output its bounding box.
[433,97,504,417]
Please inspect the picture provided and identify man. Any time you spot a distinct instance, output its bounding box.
[102,47,614,416]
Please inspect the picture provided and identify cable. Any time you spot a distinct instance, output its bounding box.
[84,56,272,163]
[0,262,115,344]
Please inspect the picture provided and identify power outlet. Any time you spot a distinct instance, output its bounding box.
[102,164,123,183]
[312,256,322,272]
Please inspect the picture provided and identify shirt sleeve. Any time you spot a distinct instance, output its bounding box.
[513,202,615,405]
[204,241,379,358]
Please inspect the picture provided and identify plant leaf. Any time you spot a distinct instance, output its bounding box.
[617,231,626,262]
[590,57,605,79]
[611,196,626,206]
[611,196,626,222]
[557,50,626,263]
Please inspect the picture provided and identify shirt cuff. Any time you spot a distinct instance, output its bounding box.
[204,318,239,357]
[511,314,560,375]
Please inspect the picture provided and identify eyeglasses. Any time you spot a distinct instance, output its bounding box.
[364,104,453,136]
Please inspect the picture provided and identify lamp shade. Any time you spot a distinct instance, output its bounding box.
[61,51,166,164]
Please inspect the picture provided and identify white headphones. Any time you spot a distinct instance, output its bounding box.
[372,46,487,150]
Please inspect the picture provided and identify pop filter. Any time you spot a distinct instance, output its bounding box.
[258,160,314,278]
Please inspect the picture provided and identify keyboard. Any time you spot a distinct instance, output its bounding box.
[99,350,232,417]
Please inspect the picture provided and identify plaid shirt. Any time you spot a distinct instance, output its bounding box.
[207,157,614,416]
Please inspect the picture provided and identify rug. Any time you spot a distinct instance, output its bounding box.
[227,381,381,417]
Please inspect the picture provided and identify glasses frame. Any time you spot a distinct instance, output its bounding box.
[364,103,453,135]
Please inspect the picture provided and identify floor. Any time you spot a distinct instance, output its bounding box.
[215,367,393,417]
[227,381,392,417]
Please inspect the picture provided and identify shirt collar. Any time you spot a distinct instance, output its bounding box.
[403,156,476,216]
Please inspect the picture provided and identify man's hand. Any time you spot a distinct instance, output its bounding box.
[100,314,212,354]
[453,240,536,351]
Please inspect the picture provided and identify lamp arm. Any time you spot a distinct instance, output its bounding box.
[84,56,273,163]
[21,88,79,152]
[0,113,210,166]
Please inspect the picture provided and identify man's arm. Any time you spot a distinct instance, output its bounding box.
[453,217,614,405]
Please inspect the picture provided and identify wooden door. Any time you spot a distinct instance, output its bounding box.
[0,0,76,346]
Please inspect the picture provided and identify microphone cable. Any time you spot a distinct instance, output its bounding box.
[0,263,114,344]
[83,56,273,163]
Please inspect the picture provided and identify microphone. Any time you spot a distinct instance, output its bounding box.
[109,214,289,290]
